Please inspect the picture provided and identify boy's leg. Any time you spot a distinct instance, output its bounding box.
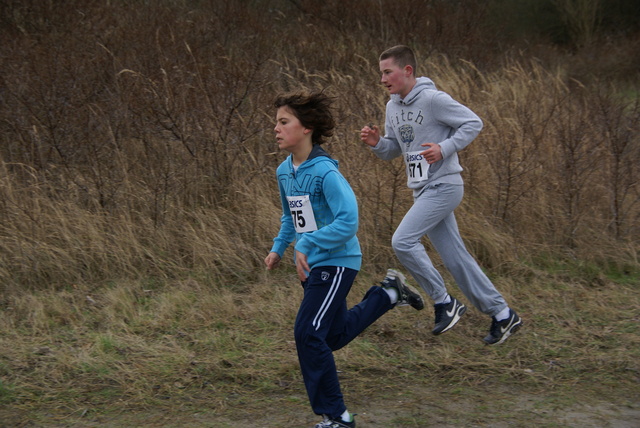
[391,184,461,302]
[326,284,394,351]
[294,266,355,419]
[426,186,508,317]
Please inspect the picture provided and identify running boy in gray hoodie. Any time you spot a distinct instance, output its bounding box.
[360,45,522,345]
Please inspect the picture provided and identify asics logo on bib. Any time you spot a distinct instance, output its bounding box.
[406,153,424,162]
[289,199,304,208]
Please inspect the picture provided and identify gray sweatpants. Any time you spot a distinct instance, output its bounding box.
[391,183,507,317]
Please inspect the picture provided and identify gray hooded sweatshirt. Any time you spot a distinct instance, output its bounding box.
[372,76,483,195]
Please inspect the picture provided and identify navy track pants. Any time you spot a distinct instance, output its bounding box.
[295,266,394,419]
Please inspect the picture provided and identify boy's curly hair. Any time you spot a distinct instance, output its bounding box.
[274,91,336,145]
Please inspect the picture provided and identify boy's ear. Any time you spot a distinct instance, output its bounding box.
[405,65,414,76]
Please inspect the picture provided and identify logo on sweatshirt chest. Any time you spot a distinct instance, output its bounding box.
[398,124,414,146]
[392,109,423,148]
[283,172,323,197]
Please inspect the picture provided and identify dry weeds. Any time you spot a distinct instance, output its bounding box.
[0,0,638,426]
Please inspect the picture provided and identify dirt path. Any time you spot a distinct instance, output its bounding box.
[4,384,638,427]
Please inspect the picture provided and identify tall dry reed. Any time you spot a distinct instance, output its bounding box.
[1,1,637,292]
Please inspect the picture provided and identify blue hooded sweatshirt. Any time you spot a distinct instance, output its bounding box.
[270,145,362,272]
[372,76,483,195]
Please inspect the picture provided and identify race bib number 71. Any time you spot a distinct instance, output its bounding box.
[405,151,430,183]
[286,195,318,233]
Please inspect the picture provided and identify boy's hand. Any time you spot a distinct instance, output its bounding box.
[265,252,281,270]
[420,142,443,164]
[295,250,310,281]
[360,123,380,147]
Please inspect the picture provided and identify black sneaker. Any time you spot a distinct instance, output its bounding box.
[380,269,424,310]
[315,415,356,428]
[483,309,522,345]
[432,296,466,335]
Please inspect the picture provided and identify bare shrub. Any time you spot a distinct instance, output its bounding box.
[0,0,637,292]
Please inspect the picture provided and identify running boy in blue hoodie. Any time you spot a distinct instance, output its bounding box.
[265,91,424,428]
[360,45,522,345]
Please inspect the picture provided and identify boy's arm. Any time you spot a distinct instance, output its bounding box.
[433,92,483,158]
[369,113,403,160]
[270,177,296,257]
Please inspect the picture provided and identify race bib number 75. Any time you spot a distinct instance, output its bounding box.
[405,151,430,183]
[286,195,318,233]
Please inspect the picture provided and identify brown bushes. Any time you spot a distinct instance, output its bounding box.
[0,0,638,290]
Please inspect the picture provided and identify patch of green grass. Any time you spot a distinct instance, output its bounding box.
[604,263,640,284]
[79,361,113,377]
[0,379,15,404]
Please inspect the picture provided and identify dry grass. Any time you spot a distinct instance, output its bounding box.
[0,0,639,426]
[0,268,638,426]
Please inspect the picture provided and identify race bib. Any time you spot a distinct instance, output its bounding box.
[405,151,430,183]
[286,195,318,233]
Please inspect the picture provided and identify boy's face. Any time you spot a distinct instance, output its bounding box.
[274,106,310,153]
[379,57,413,99]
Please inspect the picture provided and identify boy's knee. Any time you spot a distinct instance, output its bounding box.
[391,233,412,253]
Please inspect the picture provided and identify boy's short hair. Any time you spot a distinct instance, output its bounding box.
[380,45,417,75]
